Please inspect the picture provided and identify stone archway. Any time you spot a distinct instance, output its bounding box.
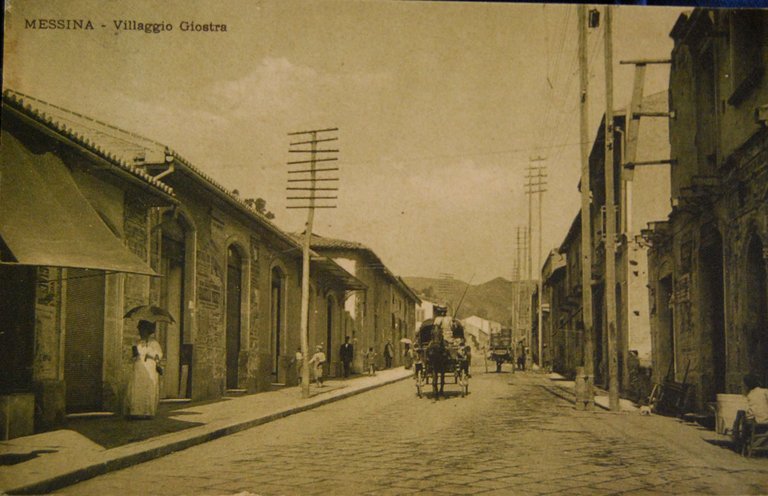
[699,225,726,400]
[745,234,768,385]
[270,265,286,380]
[225,244,245,390]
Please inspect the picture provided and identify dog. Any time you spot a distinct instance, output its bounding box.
[639,405,652,416]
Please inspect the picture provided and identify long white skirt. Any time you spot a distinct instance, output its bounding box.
[126,357,160,417]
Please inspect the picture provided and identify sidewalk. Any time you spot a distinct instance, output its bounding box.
[545,372,639,412]
[0,368,412,495]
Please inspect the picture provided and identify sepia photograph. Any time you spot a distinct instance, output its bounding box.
[1,0,767,494]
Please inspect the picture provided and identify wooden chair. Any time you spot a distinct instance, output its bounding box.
[734,411,768,457]
[743,420,768,457]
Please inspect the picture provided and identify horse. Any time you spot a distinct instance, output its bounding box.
[425,337,451,400]
[418,316,463,401]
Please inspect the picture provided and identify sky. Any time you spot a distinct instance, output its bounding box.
[3,0,687,283]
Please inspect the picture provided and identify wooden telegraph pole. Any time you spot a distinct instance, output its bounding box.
[287,128,339,398]
[577,5,595,410]
[525,160,547,366]
[603,6,620,411]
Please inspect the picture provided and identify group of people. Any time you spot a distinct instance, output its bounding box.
[290,337,400,384]
[123,319,478,420]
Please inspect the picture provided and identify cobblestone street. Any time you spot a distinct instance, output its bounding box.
[61,369,768,495]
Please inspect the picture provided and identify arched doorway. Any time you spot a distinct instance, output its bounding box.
[160,213,189,399]
[700,226,725,400]
[658,275,675,380]
[745,234,767,385]
[226,246,243,390]
[271,266,285,379]
[326,295,335,377]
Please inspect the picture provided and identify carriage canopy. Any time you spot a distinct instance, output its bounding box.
[417,316,465,345]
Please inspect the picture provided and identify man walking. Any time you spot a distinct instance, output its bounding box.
[340,336,354,378]
[384,340,394,369]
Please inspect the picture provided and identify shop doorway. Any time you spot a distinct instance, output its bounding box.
[0,264,35,394]
[64,268,105,412]
[271,267,285,379]
[160,217,187,399]
[226,246,242,389]
[658,275,675,379]
[746,234,767,385]
[700,228,725,400]
[326,296,334,377]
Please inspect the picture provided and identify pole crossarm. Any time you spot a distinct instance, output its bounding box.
[290,137,339,146]
[289,149,340,153]
[287,205,338,209]
[619,58,671,65]
[625,159,675,169]
[287,127,339,136]
[287,168,339,174]
[286,187,339,191]
[632,111,675,119]
[287,157,338,165]
[286,126,339,399]
[288,178,339,182]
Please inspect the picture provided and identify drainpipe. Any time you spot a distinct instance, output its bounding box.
[153,150,176,181]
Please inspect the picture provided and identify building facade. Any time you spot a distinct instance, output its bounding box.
[0,91,364,437]
[646,10,768,411]
[308,235,420,372]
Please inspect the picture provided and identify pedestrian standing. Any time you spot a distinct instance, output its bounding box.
[364,347,377,376]
[383,340,394,369]
[464,344,472,378]
[126,320,164,419]
[339,336,354,378]
[308,345,326,387]
[403,343,413,370]
[292,347,304,385]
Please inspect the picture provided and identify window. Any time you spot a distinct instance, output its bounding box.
[728,10,765,105]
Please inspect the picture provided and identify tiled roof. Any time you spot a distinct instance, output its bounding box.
[303,234,369,251]
[2,89,173,196]
[297,233,420,303]
[2,89,290,242]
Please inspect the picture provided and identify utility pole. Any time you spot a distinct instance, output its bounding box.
[603,6,620,412]
[525,160,547,366]
[578,4,595,410]
[514,226,525,345]
[287,127,339,398]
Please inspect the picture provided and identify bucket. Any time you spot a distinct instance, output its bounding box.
[716,394,748,435]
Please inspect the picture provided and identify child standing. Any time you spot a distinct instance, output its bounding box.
[291,347,303,385]
[308,345,326,387]
[364,347,377,376]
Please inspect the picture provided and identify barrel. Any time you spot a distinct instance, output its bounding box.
[716,393,748,435]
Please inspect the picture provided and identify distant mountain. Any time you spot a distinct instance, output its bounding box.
[403,276,518,325]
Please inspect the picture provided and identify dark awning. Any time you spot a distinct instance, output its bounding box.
[0,130,157,276]
[311,255,367,291]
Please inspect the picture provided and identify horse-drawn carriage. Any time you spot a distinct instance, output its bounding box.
[414,313,469,399]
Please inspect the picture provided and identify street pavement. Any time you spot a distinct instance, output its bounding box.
[59,368,768,496]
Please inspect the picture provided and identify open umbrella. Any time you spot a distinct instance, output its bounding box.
[400,338,412,344]
[123,305,176,324]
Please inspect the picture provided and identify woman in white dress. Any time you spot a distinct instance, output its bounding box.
[126,320,163,419]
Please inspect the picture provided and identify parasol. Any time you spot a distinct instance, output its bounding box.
[123,305,176,324]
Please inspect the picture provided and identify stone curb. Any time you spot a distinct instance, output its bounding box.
[6,373,411,495]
